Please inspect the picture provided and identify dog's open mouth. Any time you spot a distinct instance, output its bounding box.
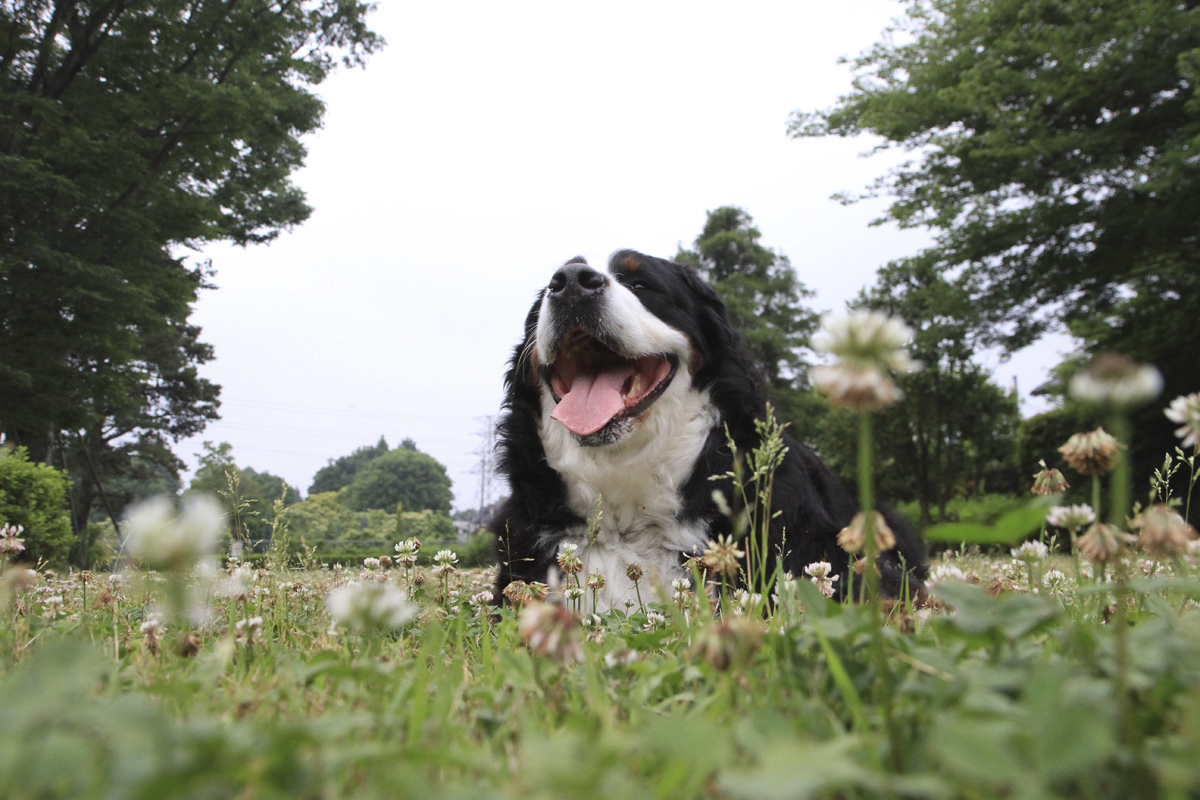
[546,330,677,438]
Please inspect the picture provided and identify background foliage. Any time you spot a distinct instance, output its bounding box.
[0,0,382,559]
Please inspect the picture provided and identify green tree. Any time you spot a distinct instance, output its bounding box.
[0,446,74,565]
[308,437,389,495]
[0,1,382,464]
[867,261,1021,523]
[675,206,821,433]
[342,447,453,514]
[187,442,300,542]
[791,0,1200,465]
[810,260,1022,524]
[58,319,218,562]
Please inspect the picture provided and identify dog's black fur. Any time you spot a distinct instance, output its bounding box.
[489,250,925,605]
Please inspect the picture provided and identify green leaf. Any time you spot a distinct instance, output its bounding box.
[924,502,1047,544]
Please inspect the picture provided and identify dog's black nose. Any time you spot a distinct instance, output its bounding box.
[548,262,607,302]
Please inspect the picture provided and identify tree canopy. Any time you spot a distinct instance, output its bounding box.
[792,0,1200,348]
[792,0,1200,469]
[341,446,453,515]
[0,1,382,537]
[308,436,390,495]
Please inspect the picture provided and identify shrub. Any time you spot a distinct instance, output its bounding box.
[0,447,74,566]
[455,529,497,568]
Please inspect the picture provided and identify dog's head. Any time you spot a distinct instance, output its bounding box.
[514,250,742,447]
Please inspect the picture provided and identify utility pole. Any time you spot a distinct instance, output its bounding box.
[470,415,497,529]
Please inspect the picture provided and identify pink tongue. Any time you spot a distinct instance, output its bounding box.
[551,365,636,436]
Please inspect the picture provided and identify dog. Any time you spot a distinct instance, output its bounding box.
[489,250,925,610]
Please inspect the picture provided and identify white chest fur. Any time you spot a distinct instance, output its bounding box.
[539,381,720,611]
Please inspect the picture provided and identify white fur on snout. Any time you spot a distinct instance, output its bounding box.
[535,278,690,366]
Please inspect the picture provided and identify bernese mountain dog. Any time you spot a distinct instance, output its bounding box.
[489,250,925,610]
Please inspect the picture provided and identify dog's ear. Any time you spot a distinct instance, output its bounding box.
[675,261,769,432]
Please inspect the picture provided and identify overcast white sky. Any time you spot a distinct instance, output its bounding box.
[176,0,1074,512]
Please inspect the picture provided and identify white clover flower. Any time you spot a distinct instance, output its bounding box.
[671,577,693,605]
[803,560,841,599]
[738,591,763,610]
[563,585,585,602]
[810,311,921,411]
[1042,569,1069,592]
[0,523,25,554]
[326,581,417,632]
[1011,540,1049,562]
[1165,393,1200,450]
[1068,354,1162,409]
[123,494,225,571]
[927,563,971,586]
[604,648,639,668]
[469,589,494,607]
[393,538,421,565]
[772,572,800,604]
[644,611,668,631]
[431,549,459,577]
[43,595,64,617]
[235,615,264,645]
[1046,504,1096,531]
[812,311,921,373]
[363,557,381,570]
[220,563,255,599]
[804,561,834,580]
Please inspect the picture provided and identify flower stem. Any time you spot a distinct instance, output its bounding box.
[858,412,900,770]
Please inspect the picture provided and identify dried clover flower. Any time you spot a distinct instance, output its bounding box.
[517,602,583,663]
[1077,523,1132,564]
[701,535,744,577]
[1131,505,1197,559]
[502,580,533,607]
[690,617,765,670]
[836,511,895,554]
[586,569,606,591]
[557,543,584,575]
[1058,428,1120,476]
[1031,460,1071,496]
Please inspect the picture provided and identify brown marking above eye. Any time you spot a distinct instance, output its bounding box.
[619,254,641,272]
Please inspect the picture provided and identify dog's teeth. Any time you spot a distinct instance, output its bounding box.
[627,375,642,397]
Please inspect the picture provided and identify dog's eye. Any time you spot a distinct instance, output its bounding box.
[628,279,649,292]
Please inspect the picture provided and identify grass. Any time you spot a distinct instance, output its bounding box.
[2,355,1199,798]
[0,525,1198,799]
